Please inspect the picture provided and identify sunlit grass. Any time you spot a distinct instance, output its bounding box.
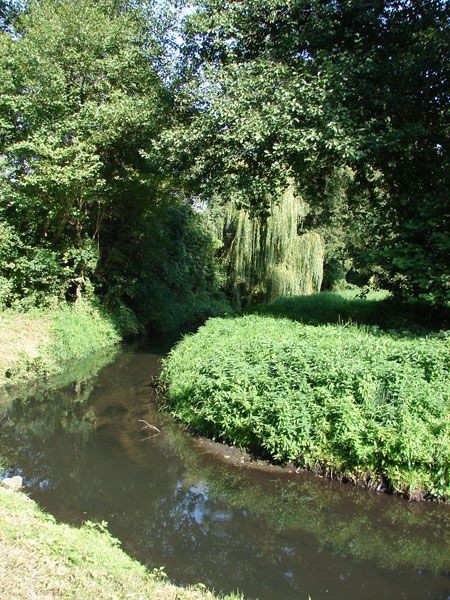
[0,302,122,387]
[0,488,244,600]
[249,289,447,331]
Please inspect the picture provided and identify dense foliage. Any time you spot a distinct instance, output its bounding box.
[1,0,448,315]
[162,315,450,498]
[0,0,167,304]
[170,0,449,303]
[118,203,230,332]
[0,0,228,330]
[210,185,323,308]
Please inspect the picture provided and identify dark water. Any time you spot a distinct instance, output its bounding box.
[0,346,449,600]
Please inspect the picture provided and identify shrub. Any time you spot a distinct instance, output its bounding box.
[161,315,450,498]
[50,303,121,361]
[130,204,231,332]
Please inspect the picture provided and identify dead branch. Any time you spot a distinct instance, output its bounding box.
[138,419,160,441]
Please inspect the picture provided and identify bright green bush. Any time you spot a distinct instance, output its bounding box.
[50,303,122,361]
[162,315,450,498]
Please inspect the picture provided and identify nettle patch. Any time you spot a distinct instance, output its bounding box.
[162,315,450,499]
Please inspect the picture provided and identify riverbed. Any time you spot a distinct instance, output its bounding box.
[0,345,448,600]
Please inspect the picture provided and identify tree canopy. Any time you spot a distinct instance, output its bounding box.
[0,0,171,303]
[0,0,448,319]
[169,0,449,302]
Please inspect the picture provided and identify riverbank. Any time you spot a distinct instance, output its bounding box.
[165,426,450,573]
[0,487,242,600]
[0,302,136,388]
[161,313,450,501]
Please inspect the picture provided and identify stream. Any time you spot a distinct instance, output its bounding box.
[0,344,448,600]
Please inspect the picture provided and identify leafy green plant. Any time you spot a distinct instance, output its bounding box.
[162,315,450,499]
[171,0,449,303]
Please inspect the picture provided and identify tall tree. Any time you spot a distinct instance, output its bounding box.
[0,1,25,31]
[170,0,449,302]
[0,0,170,304]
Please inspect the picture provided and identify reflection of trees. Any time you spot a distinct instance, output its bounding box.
[0,348,119,439]
[165,427,450,575]
[1,347,448,600]
[0,349,119,446]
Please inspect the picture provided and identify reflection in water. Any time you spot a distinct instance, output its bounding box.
[0,347,449,600]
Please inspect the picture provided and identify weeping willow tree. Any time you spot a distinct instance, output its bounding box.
[210,186,324,308]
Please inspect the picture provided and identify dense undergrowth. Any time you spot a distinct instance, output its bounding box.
[0,302,135,387]
[161,313,450,499]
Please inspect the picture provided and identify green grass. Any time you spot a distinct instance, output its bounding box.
[161,314,450,499]
[250,289,448,331]
[0,301,132,387]
[0,488,243,600]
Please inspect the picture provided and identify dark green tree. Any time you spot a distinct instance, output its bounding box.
[0,0,170,305]
[169,0,449,302]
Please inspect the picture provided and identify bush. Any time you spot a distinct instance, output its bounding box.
[128,204,231,332]
[0,222,85,308]
[50,303,122,361]
[161,315,450,498]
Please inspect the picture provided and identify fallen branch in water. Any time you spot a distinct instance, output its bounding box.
[138,419,160,440]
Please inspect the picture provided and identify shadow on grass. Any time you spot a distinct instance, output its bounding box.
[248,290,448,334]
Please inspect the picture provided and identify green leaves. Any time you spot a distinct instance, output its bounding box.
[162,314,450,498]
[128,203,230,332]
[0,0,169,305]
[173,0,449,303]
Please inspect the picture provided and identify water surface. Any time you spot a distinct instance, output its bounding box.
[0,346,448,600]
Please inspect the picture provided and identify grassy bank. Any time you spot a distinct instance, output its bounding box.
[161,315,449,499]
[0,302,136,388]
[0,488,242,600]
[250,289,449,331]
